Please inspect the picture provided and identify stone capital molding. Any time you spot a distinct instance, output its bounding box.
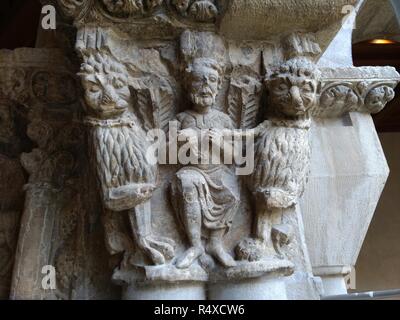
[316,66,400,117]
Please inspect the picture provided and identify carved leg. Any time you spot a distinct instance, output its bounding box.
[128,201,175,265]
[207,228,236,267]
[175,188,204,269]
[254,202,281,245]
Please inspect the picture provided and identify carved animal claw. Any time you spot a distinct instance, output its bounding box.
[259,188,297,210]
[271,224,293,256]
[132,184,156,204]
[138,235,175,265]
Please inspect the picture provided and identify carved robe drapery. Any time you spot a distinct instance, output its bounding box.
[171,109,240,232]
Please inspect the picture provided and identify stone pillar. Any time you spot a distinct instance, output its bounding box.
[208,276,288,300]
[123,283,206,300]
[302,110,392,297]
[300,0,400,297]
[0,49,118,300]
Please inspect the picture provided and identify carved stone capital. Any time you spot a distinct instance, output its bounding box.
[316,66,400,118]
[10,0,398,301]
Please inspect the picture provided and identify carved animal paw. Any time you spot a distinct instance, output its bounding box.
[132,184,156,204]
[260,188,297,210]
[175,246,205,269]
[206,242,237,268]
[271,224,293,256]
[235,237,265,262]
[138,235,175,265]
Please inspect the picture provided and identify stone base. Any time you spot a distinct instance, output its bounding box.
[208,275,288,300]
[223,259,294,280]
[313,266,351,296]
[123,282,206,300]
[113,257,294,285]
[144,264,209,282]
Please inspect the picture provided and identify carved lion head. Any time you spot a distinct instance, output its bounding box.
[78,51,131,119]
[266,57,321,117]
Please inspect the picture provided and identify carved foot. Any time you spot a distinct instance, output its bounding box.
[206,242,237,268]
[175,246,205,269]
[138,235,175,265]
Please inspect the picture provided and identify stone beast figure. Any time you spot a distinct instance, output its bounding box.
[237,57,320,261]
[79,50,174,266]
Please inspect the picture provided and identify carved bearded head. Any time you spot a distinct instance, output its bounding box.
[180,30,227,113]
[186,57,222,113]
[79,52,131,119]
[267,58,320,117]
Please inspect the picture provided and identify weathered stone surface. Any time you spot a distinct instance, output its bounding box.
[0,0,398,300]
[0,48,119,300]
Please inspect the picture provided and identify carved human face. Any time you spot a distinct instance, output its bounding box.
[269,70,318,117]
[188,59,220,113]
[81,70,130,118]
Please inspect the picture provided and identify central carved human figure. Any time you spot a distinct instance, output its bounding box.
[170,31,240,269]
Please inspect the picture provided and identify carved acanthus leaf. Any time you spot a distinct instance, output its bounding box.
[133,77,176,132]
[133,86,154,131]
[315,67,400,118]
[227,68,262,129]
[102,0,145,16]
[60,0,220,23]
[316,81,398,118]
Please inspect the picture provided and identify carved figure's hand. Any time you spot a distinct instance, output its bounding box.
[177,128,198,141]
[208,129,223,143]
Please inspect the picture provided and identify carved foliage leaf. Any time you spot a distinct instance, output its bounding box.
[133,87,154,131]
[133,77,175,132]
[316,83,360,118]
[171,0,218,22]
[151,82,175,133]
[316,81,398,118]
[227,70,262,129]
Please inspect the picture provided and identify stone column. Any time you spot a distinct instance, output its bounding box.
[300,0,400,296]
[0,49,118,300]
